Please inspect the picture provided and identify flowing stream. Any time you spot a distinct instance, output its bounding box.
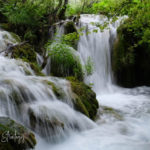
[0,14,150,150]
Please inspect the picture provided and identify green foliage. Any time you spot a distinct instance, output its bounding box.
[66,3,81,16]
[24,30,37,42]
[84,56,94,76]
[47,42,84,81]
[61,32,79,47]
[112,0,150,87]
[0,117,36,150]
[0,0,64,26]
[0,0,69,46]
[11,43,44,76]
[0,1,41,26]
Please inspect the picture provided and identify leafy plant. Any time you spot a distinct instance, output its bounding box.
[84,56,94,76]
[47,42,84,81]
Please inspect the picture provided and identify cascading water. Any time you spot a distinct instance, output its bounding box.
[0,29,95,143]
[36,15,150,150]
[78,14,124,93]
[0,13,150,150]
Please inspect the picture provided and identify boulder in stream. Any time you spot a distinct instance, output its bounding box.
[0,117,36,150]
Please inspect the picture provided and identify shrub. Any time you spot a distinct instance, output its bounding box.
[47,42,84,81]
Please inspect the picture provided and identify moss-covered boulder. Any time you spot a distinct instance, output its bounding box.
[0,117,36,150]
[10,43,43,76]
[28,108,64,141]
[112,19,150,87]
[42,80,65,99]
[67,77,99,120]
[11,43,36,63]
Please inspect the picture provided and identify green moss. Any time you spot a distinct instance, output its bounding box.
[11,43,36,62]
[43,80,65,99]
[11,43,44,76]
[0,23,12,31]
[74,96,90,117]
[112,20,136,87]
[30,63,44,76]
[67,77,99,120]
[10,32,21,43]
[0,117,36,150]
[100,106,123,121]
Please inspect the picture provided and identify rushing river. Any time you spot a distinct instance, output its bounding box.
[0,15,150,150]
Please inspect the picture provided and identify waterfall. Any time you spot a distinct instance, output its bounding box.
[78,14,124,93]
[0,14,150,150]
[36,15,150,150]
[0,29,95,143]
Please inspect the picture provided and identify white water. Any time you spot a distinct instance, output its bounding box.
[0,29,95,142]
[0,14,150,150]
[36,15,150,150]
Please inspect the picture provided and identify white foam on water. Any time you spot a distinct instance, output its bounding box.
[0,15,150,150]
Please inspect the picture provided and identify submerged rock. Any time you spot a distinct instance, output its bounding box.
[28,108,65,142]
[99,106,123,121]
[42,80,66,99]
[10,43,44,76]
[0,117,36,150]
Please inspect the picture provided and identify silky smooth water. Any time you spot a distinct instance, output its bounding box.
[0,14,150,150]
[36,15,150,150]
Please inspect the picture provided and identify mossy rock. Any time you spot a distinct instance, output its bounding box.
[112,19,150,87]
[30,63,44,76]
[11,43,36,63]
[28,108,64,141]
[67,77,99,120]
[42,80,65,99]
[10,32,21,43]
[11,43,44,76]
[0,117,36,150]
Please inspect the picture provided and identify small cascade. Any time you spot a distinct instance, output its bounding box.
[0,30,95,143]
[77,14,124,93]
[0,14,150,150]
[0,30,18,53]
[36,15,150,150]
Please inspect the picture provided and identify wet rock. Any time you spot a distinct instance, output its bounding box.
[10,43,44,76]
[99,106,123,121]
[0,117,36,150]
[28,107,65,142]
[67,77,99,120]
[42,80,65,99]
